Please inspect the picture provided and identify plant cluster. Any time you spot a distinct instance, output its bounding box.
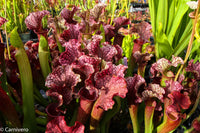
[129,10,151,23]
[0,0,66,35]
[0,0,200,133]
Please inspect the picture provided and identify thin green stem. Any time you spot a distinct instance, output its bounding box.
[4,0,11,59]
[117,2,125,17]
[35,110,47,117]
[184,127,194,133]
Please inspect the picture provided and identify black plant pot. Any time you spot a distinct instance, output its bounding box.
[19,32,31,43]
[1,30,38,44]
[30,30,38,40]
[130,2,149,8]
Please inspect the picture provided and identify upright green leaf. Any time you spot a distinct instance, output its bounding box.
[171,20,192,57]
[168,0,190,45]
[10,27,23,48]
[10,27,37,133]
[149,0,192,59]
[172,13,191,48]
[149,0,159,35]
[166,0,175,35]
[172,34,191,58]
[39,35,51,79]
[156,0,168,33]
[156,23,173,59]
